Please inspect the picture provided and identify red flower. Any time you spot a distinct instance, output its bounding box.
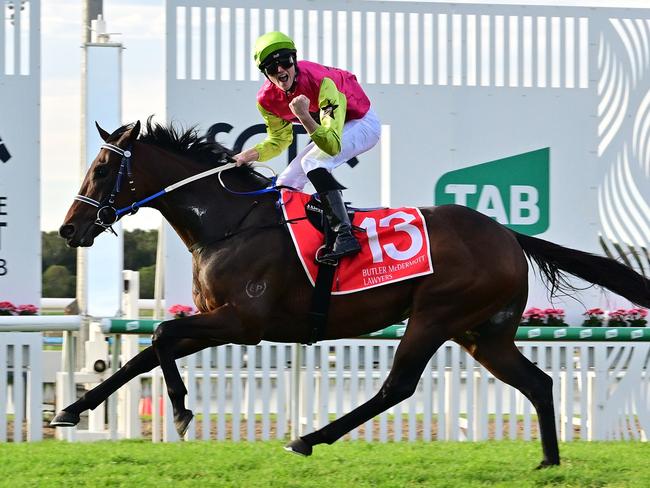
[523,307,545,319]
[0,301,16,315]
[168,304,195,318]
[608,309,627,319]
[16,304,38,315]
[544,308,565,319]
[627,308,648,320]
[584,308,605,317]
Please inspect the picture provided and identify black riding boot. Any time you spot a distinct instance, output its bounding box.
[319,190,361,260]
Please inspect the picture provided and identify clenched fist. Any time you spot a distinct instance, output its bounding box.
[289,94,310,118]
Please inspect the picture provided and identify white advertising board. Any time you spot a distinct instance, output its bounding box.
[0,1,40,305]
[164,1,650,323]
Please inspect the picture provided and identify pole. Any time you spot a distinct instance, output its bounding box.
[290,343,303,439]
[153,223,166,320]
[82,0,104,43]
[64,330,76,442]
[77,0,104,369]
[108,333,121,440]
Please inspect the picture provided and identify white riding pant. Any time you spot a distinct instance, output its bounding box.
[276,108,381,190]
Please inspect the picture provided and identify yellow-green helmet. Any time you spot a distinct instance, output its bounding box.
[253,31,296,69]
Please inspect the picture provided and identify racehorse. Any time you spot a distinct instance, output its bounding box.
[52,119,650,468]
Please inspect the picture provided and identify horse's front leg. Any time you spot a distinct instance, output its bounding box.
[51,338,217,427]
[151,303,260,437]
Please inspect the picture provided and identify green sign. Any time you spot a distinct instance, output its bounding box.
[435,148,550,235]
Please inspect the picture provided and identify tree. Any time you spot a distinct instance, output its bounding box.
[42,265,75,298]
[41,229,159,298]
[138,264,156,299]
[123,229,158,299]
[42,231,76,275]
[124,229,158,271]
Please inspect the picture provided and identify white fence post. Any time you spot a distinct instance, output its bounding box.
[290,343,302,439]
[0,333,42,442]
[119,270,142,439]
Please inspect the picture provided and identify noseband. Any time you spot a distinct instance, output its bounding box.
[74,143,136,235]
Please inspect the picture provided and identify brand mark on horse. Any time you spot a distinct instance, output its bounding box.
[246,280,267,298]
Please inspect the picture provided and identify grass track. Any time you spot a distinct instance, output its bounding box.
[1,440,649,487]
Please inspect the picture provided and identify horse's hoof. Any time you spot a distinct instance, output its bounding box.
[174,409,194,437]
[49,410,80,427]
[536,460,560,470]
[284,438,312,457]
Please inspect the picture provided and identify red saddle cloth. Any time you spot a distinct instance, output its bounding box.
[280,190,434,294]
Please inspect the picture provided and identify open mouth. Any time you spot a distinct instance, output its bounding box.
[278,73,289,83]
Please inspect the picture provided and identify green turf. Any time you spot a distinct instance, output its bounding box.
[0,440,648,487]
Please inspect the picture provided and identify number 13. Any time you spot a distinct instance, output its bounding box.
[359,211,423,264]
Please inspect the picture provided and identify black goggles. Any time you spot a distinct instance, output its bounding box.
[262,55,294,75]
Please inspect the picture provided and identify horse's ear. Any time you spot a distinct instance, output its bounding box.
[127,120,141,143]
[95,121,110,142]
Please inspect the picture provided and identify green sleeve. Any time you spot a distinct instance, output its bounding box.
[253,102,294,162]
[309,77,347,156]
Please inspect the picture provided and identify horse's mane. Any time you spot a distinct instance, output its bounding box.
[108,116,234,166]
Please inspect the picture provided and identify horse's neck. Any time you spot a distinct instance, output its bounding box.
[149,155,276,250]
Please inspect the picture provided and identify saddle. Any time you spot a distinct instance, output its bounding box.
[280,189,433,344]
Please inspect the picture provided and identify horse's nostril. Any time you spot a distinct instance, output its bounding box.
[59,224,75,239]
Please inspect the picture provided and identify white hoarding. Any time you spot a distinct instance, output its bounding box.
[0,1,40,305]
[164,1,650,323]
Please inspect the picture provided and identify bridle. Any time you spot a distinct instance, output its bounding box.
[74,143,137,235]
[74,142,278,236]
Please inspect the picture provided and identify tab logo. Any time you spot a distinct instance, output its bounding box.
[553,328,567,339]
[126,321,140,331]
[528,328,541,338]
[435,148,550,235]
[580,329,593,339]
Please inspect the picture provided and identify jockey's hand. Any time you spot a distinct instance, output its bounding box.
[233,154,249,166]
[289,94,310,118]
[233,149,258,166]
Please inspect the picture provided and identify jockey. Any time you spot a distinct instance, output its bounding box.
[234,31,381,261]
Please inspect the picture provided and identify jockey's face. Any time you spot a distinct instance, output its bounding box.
[267,61,296,91]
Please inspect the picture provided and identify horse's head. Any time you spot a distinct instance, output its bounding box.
[59,121,141,247]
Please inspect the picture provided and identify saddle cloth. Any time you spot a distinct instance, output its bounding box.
[280,189,434,294]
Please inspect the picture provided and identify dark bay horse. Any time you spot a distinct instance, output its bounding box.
[53,120,650,468]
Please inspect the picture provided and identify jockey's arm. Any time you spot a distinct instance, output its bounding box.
[235,104,294,165]
[290,77,347,157]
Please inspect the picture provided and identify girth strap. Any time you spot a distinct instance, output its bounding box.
[306,261,337,345]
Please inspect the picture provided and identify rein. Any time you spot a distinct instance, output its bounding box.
[74,141,308,251]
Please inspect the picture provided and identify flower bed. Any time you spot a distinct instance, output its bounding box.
[521,307,648,327]
[0,301,38,316]
[521,308,567,327]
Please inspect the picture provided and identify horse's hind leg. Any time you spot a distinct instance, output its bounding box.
[286,318,447,455]
[457,303,560,468]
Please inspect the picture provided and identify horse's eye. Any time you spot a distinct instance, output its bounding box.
[94,165,109,178]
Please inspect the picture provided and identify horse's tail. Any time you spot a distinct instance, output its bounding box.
[512,231,650,307]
